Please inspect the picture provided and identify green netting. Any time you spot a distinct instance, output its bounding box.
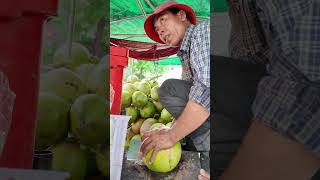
[110,0,213,65]
[111,17,209,42]
[111,0,210,21]
[111,18,152,42]
[110,0,210,42]
[212,0,228,12]
[156,56,181,65]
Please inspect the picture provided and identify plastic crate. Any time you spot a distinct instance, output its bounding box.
[0,0,58,169]
[110,46,129,115]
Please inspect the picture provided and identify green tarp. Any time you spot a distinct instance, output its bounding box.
[212,0,228,12]
[110,0,228,65]
[110,0,210,65]
[110,0,210,42]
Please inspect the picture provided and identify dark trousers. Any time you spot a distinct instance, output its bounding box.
[158,79,211,172]
[211,55,267,179]
[212,55,320,179]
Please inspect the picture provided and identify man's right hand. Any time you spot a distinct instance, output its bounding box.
[140,128,178,164]
[198,169,210,180]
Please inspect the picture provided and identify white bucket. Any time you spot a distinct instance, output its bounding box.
[110,115,130,180]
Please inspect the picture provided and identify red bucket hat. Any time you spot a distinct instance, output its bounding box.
[144,1,196,44]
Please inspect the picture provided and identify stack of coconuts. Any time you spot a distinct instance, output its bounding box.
[36,42,109,180]
[121,75,182,173]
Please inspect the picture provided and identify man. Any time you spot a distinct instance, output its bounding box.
[211,0,320,180]
[140,1,211,175]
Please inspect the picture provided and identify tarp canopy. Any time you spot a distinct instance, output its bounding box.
[212,0,228,12]
[110,0,208,65]
[110,38,179,61]
[111,0,211,42]
[110,0,228,65]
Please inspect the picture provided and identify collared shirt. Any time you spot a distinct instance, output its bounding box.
[228,0,320,81]
[227,0,269,64]
[177,20,210,111]
[228,0,320,156]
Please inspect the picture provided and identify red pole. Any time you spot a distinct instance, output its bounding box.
[110,46,129,115]
[0,15,45,168]
[0,1,58,168]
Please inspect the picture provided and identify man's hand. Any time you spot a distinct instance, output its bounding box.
[198,169,210,180]
[140,100,209,164]
[140,128,177,164]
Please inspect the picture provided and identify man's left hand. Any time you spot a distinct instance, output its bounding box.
[140,128,177,164]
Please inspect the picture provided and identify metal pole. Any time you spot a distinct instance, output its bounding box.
[144,0,155,10]
[136,0,147,18]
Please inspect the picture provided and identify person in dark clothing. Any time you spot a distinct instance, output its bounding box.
[211,0,320,180]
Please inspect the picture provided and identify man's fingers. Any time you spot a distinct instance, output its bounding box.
[200,169,209,177]
[159,128,168,134]
[150,147,160,164]
[140,137,152,155]
[142,139,155,157]
[141,130,157,141]
[198,174,207,180]
[199,169,210,179]
[198,175,204,180]
[141,131,151,142]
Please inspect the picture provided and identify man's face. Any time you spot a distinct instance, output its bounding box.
[153,10,188,46]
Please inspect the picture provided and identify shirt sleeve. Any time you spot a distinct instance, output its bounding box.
[189,22,210,111]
